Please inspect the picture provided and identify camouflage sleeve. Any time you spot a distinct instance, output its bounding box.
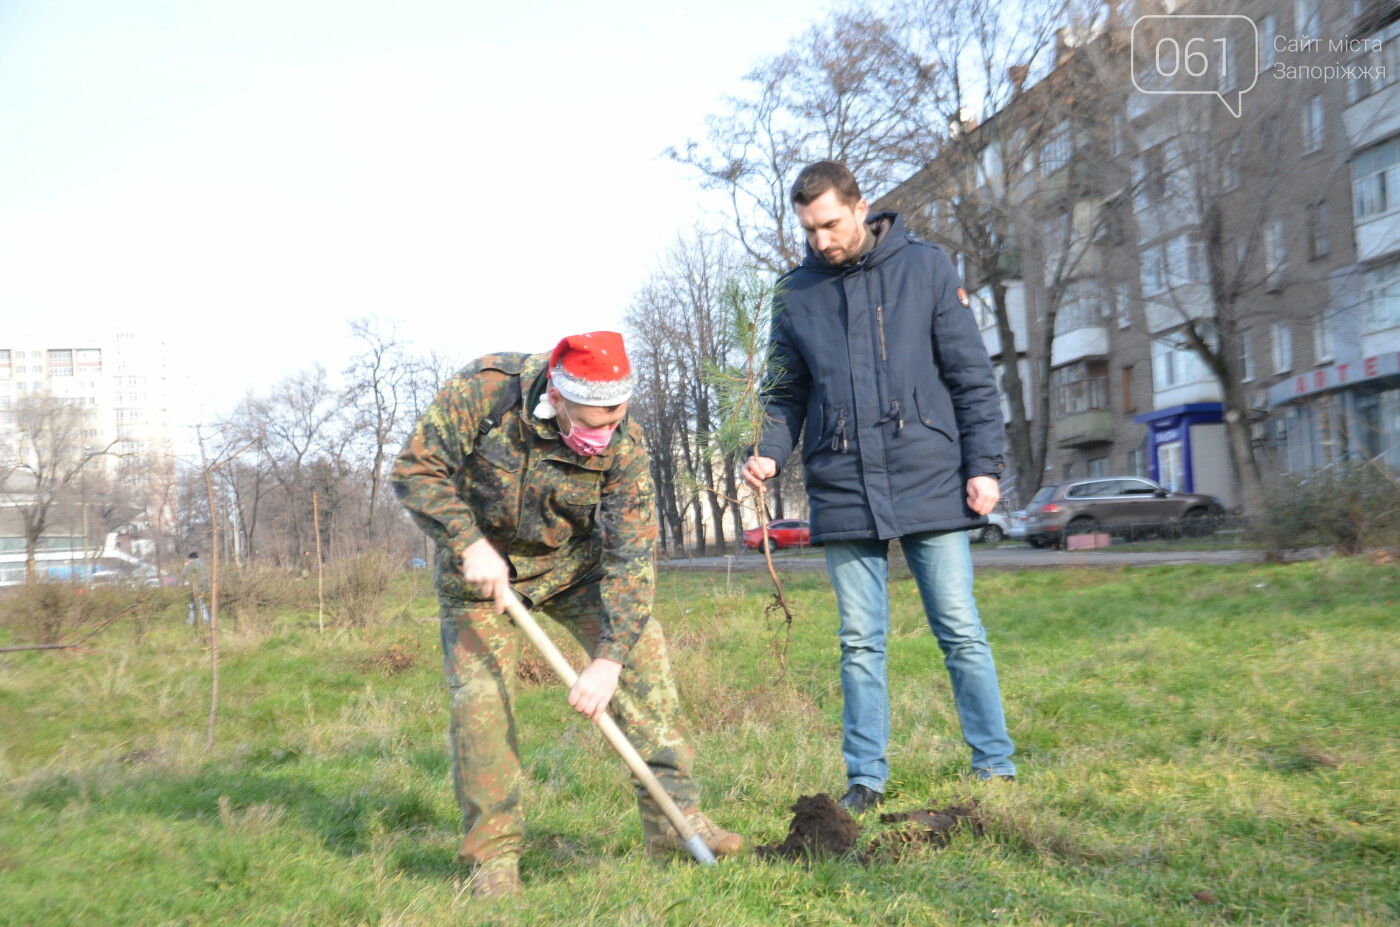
[390,372,495,559]
[593,425,658,665]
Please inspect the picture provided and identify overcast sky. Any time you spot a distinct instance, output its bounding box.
[0,0,830,437]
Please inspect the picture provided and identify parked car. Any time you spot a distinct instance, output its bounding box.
[744,519,815,552]
[1007,509,1029,541]
[969,511,1010,544]
[1023,477,1226,548]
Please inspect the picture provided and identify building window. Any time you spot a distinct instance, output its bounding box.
[1240,329,1255,382]
[1088,457,1109,478]
[1041,120,1073,174]
[1263,220,1286,279]
[1295,0,1320,37]
[1353,136,1399,221]
[1052,360,1110,416]
[47,349,72,364]
[1310,200,1331,258]
[1114,282,1133,329]
[1055,281,1109,334]
[1152,330,1216,391]
[49,367,73,378]
[0,350,9,363]
[1315,313,1334,363]
[1223,136,1242,192]
[1134,145,1167,210]
[1260,15,1278,69]
[1142,243,1167,296]
[1273,323,1293,373]
[1127,445,1145,476]
[1218,40,1237,93]
[1362,259,1400,332]
[1302,96,1324,154]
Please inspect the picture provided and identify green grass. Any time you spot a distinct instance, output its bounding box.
[1,559,1397,925]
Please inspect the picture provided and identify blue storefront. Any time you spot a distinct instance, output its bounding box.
[1133,403,1235,505]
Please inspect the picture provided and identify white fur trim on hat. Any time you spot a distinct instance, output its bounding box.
[549,364,635,406]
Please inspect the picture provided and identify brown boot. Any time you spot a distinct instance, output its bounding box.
[469,858,522,900]
[641,804,744,859]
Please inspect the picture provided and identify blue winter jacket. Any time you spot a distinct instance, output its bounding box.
[756,212,1006,543]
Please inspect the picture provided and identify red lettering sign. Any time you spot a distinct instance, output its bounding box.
[1296,375,1306,394]
[1365,356,1379,377]
[1337,363,1349,383]
[1315,371,1326,388]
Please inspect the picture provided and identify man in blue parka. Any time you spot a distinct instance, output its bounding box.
[742,160,1016,811]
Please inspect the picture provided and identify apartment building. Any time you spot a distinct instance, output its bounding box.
[1266,0,1400,469]
[0,329,172,584]
[877,0,1394,508]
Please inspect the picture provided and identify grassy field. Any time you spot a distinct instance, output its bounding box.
[1,556,1396,926]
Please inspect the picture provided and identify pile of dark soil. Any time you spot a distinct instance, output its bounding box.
[862,802,982,861]
[755,794,861,860]
[757,795,985,864]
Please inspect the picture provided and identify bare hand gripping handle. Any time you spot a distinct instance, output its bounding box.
[503,591,717,866]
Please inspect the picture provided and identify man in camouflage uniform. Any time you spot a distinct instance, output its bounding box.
[392,331,741,899]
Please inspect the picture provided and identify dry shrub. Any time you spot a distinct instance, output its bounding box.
[0,584,142,645]
[217,567,311,628]
[324,553,398,627]
[1253,460,1400,558]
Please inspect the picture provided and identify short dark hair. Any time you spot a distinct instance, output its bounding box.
[790,161,862,207]
[188,552,199,559]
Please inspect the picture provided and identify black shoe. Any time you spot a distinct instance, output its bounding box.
[837,784,884,814]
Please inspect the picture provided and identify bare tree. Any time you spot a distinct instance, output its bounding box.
[345,316,413,540]
[624,229,747,555]
[0,392,116,583]
[1112,5,1359,517]
[668,8,933,273]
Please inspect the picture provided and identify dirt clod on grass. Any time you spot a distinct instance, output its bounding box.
[862,802,982,861]
[755,793,861,860]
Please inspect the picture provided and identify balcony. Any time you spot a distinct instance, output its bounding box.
[1053,375,1113,447]
[1055,409,1115,447]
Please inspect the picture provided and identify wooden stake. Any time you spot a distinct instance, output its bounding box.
[313,491,324,633]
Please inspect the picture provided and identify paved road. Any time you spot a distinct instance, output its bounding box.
[660,544,1323,573]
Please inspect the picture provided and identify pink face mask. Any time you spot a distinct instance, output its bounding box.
[559,406,616,456]
[563,424,614,456]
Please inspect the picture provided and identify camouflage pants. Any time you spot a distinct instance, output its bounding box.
[439,581,698,866]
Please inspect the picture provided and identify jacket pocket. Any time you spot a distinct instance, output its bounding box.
[539,471,603,548]
[475,431,522,473]
[913,386,956,442]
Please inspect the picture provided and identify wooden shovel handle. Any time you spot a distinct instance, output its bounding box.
[503,591,715,864]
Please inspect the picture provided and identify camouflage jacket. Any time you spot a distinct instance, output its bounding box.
[391,352,657,665]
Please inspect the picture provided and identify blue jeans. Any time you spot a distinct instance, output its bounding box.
[824,529,1015,788]
[187,597,210,624]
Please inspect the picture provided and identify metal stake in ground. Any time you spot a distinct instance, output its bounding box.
[503,591,717,866]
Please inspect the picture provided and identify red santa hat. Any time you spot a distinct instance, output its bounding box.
[546,331,635,406]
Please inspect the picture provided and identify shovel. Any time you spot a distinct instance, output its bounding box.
[503,590,717,866]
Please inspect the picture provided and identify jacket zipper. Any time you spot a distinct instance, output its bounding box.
[876,305,887,362]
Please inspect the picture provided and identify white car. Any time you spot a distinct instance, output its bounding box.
[1008,510,1028,541]
[969,511,1010,544]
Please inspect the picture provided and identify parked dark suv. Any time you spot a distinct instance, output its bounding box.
[1023,477,1225,548]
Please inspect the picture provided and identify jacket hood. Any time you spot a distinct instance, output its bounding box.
[799,211,905,275]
